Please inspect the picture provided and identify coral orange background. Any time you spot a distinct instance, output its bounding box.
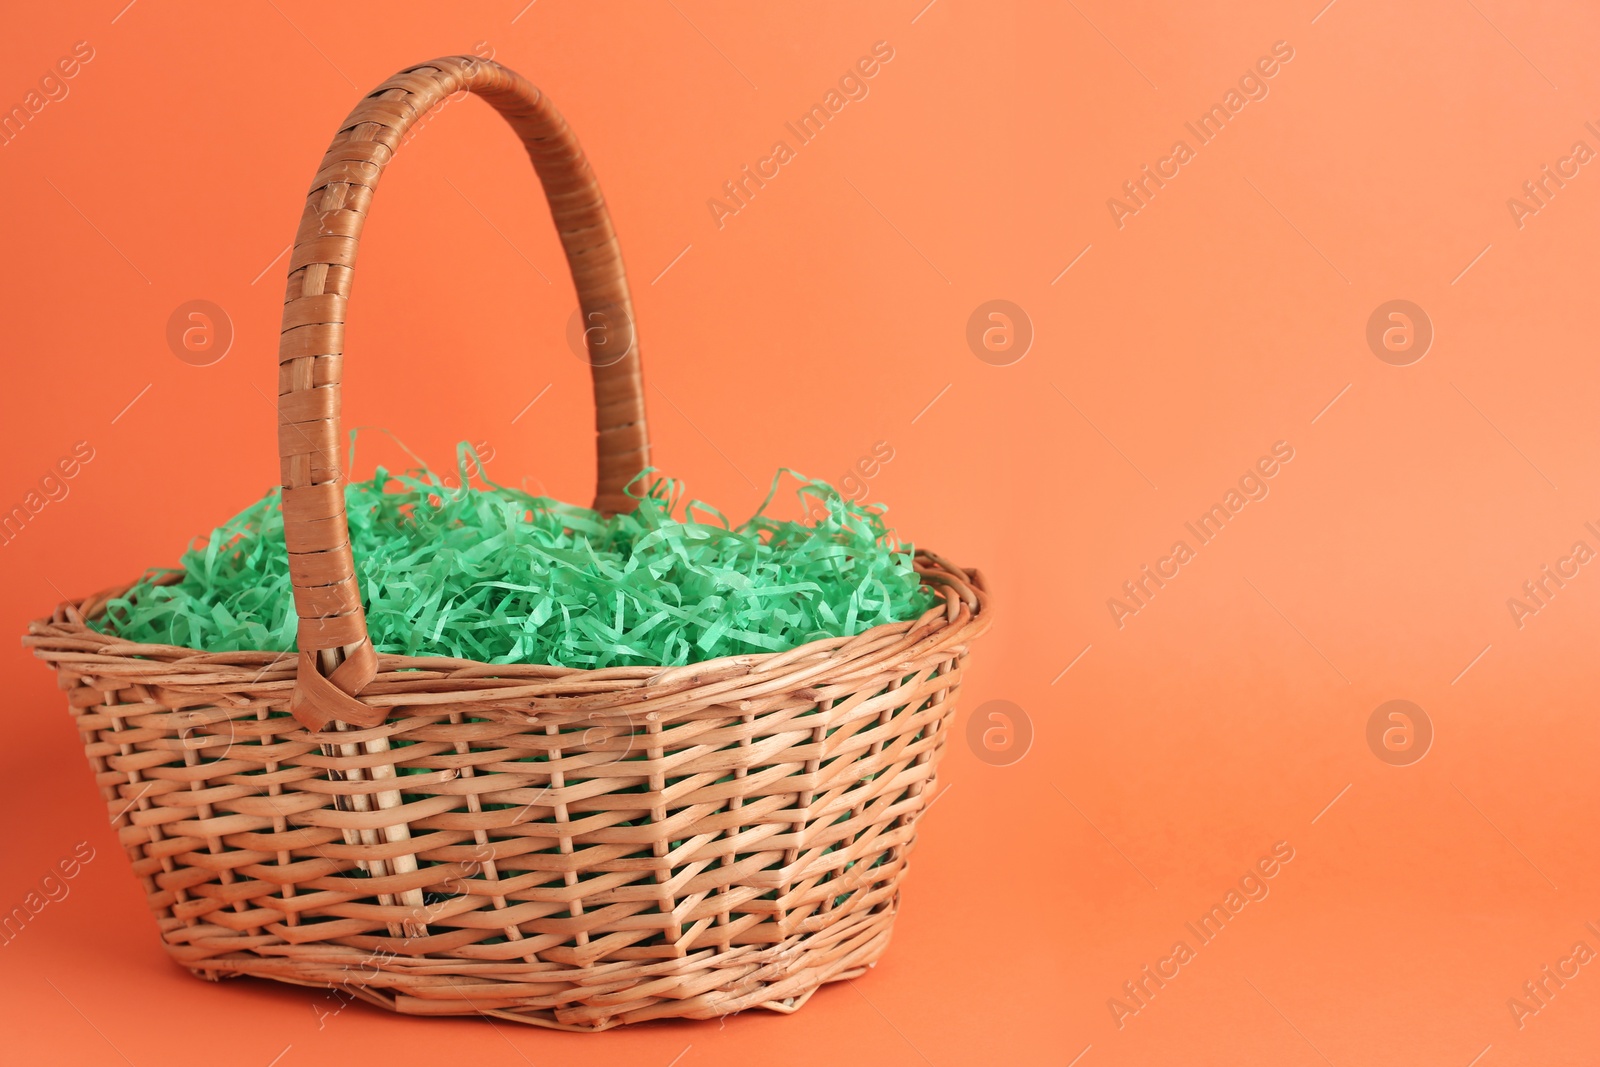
[3,1,1598,1064]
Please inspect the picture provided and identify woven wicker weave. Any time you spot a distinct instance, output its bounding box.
[24,56,991,1031]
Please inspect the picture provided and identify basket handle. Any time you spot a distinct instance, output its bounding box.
[278,56,649,730]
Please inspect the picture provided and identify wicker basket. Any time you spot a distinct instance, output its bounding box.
[24,56,991,1031]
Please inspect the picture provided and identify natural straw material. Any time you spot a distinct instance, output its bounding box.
[25,56,991,1030]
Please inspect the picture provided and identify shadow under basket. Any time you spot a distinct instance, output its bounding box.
[23,54,992,1032]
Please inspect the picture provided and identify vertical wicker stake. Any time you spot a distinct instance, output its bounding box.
[319,648,427,940]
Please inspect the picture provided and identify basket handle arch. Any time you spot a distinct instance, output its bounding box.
[278,56,649,730]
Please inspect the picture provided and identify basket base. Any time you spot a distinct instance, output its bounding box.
[176,902,896,1031]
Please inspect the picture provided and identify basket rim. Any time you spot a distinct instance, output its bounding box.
[26,550,991,726]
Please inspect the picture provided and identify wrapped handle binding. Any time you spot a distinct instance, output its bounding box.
[278,56,649,730]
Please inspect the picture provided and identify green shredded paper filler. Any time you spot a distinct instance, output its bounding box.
[93,442,935,668]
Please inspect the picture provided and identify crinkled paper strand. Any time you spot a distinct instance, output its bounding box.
[94,442,935,669]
